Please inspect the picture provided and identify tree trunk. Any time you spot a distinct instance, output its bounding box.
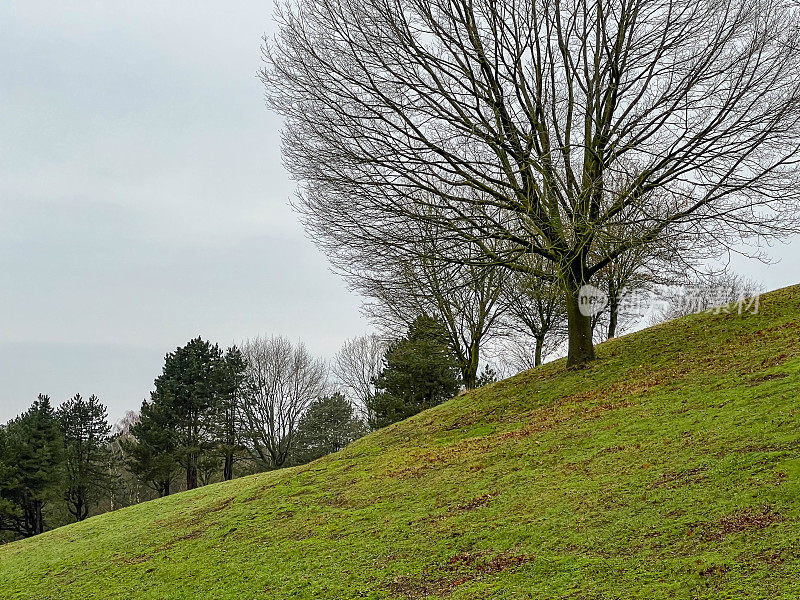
[186,457,198,490]
[73,496,85,522]
[35,500,44,535]
[607,295,619,340]
[564,283,596,368]
[534,336,544,367]
[462,343,480,390]
[223,454,234,481]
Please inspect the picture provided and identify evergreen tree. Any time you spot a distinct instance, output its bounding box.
[475,365,499,387]
[123,400,179,497]
[57,394,111,521]
[368,315,461,428]
[126,338,244,492]
[290,393,365,465]
[0,395,63,537]
[153,338,226,490]
[218,346,248,481]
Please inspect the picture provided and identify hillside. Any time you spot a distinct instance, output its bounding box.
[2,287,800,599]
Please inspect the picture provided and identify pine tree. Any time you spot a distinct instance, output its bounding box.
[290,393,365,465]
[369,315,461,428]
[57,394,111,521]
[126,338,244,492]
[153,338,227,490]
[123,398,179,497]
[218,346,247,481]
[0,395,63,537]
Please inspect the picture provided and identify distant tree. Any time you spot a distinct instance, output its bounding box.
[218,346,248,481]
[290,393,366,465]
[475,365,499,388]
[123,399,179,497]
[0,396,63,537]
[239,336,328,469]
[57,394,111,521]
[108,411,153,508]
[150,337,229,490]
[361,260,508,390]
[369,315,461,428]
[503,265,568,368]
[336,221,508,390]
[334,335,386,423]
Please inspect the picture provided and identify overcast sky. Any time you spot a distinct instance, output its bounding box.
[2,2,799,424]
[0,2,372,423]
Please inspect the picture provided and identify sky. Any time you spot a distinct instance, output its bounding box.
[2,2,799,424]
[0,2,372,423]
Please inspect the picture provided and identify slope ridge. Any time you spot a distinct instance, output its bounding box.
[2,286,800,599]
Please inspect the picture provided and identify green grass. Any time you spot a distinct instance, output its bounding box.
[3,286,800,599]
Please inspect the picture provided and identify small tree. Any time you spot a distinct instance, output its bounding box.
[218,346,248,481]
[475,365,499,387]
[369,315,461,428]
[655,274,763,322]
[334,335,386,424]
[503,266,569,368]
[108,411,153,509]
[290,393,366,465]
[57,394,111,521]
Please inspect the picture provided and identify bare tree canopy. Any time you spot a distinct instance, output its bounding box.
[334,334,387,421]
[653,273,763,322]
[359,259,507,389]
[263,0,800,367]
[239,336,327,468]
[502,266,568,367]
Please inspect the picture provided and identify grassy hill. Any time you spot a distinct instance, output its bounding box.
[3,287,800,599]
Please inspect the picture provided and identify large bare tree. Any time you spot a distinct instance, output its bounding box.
[239,336,327,468]
[263,0,800,367]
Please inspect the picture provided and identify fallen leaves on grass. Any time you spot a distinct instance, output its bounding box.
[651,465,709,489]
[388,550,535,599]
[703,505,782,541]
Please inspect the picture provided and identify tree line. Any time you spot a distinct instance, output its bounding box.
[0,314,475,541]
[0,271,757,541]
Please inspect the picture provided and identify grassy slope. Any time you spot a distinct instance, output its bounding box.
[3,287,800,599]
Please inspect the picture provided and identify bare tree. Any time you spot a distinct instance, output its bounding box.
[359,260,508,389]
[591,248,689,340]
[239,336,327,469]
[502,336,551,373]
[334,335,387,422]
[263,0,800,368]
[108,411,144,509]
[326,208,508,389]
[502,266,568,367]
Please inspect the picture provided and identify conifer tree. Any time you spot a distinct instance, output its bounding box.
[57,394,111,521]
[0,395,63,537]
[123,399,179,497]
[369,316,461,428]
[290,393,365,465]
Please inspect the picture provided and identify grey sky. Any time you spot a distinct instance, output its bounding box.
[1,2,371,423]
[2,2,799,424]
